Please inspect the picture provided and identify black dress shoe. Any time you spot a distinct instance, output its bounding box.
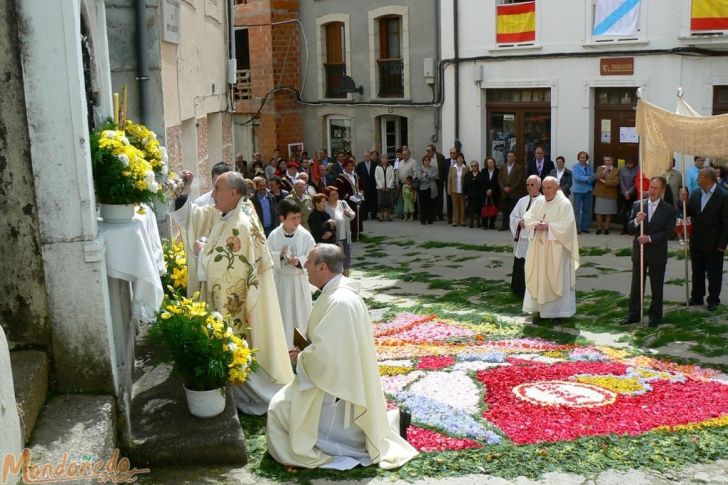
[648,320,660,327]
[582,230,591,234]
[604,229,610,235]
[596,229,602,235]
[707,302,719,311]
[498,227,508,231]
[620,317,640,325]
[688,299,703,306]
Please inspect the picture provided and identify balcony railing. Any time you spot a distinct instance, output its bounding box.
[233,69,252,102]
[324,63,347,99]
[377,59,403,98]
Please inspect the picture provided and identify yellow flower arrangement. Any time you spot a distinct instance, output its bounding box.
[161,239,188,297]
[149,293,257,391]
[90,120,172,205]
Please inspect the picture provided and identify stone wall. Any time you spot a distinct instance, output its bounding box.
[0,0,52,347]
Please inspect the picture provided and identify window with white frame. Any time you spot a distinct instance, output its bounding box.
[316,14,351,100]
[586,0,646,44]
[369,6,410,100]
[496,0,536,46]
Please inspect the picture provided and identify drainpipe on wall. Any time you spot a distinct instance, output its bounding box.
[432,0,441,143]
[134,0,149,126]
[453,0,460,153]
[228,0,237,163]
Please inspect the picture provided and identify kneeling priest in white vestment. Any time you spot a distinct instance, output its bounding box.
[522,176,580,320]
[172,171,294,414]
[267,244,418,470]
[267,199,316,347]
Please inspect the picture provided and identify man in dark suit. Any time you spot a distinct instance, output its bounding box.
[356,150,379,220]
[497,151,526,230]
[527,145,555,181]
[252,176,279,237]
[427,144,448,221]
[680,167,728,311]
[622,176,676,327]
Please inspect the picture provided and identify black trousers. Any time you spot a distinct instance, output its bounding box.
[511,257,526,297]
[418,189,434,224]
[447,193,453,222]
[628,259,666,322]
[691,248,725,305]
[435,181,445,219]
[466,195,483,224]
[501,196,517,229]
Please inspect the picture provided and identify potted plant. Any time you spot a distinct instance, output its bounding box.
[149,294,257,418]
[90,119,172,222]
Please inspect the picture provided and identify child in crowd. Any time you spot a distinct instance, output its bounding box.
[403,176,416,221]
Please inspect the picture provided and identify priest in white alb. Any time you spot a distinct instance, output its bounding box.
[509,175,544,298]
[267,199,316,348]
[267,244,418,470]
[172,171,294,414]
[522,176,580,322]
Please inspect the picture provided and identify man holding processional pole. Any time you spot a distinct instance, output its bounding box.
[633,89,728,322]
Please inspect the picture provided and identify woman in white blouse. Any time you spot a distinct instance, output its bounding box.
[324,186,356,276]
[374,155,396,221]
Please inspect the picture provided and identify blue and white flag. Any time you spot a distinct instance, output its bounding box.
[593,0,641,36]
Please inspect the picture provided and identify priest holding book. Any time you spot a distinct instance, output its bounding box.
[267,244,418,470]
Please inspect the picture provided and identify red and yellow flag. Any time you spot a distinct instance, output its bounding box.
[496,1,536,43]
[691,0,728,31]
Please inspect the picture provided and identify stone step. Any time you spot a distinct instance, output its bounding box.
[27,395,117,485]
[128,329,247,466]
[10,349,48,444]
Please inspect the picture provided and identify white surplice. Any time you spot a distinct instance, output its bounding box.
[267,276,418,470]
[266,224,316,348]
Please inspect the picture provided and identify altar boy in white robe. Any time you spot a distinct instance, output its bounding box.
[522,176,580,322]
[172,171,294,414]
[267,199,316,348]
[267,244,418,471]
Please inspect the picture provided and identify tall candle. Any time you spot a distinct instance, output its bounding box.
[113,93,119,125]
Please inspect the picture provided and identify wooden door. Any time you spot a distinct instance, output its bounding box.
[594,88,638,169]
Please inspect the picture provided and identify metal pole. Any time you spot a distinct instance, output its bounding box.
[680,153,690,306]
[639,148,645,324]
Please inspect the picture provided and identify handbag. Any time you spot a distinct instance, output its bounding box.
[412,177,421,190]
[481,197,498,218]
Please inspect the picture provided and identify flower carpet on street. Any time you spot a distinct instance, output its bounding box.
[375,313,728,452]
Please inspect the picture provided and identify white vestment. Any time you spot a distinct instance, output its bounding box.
[266,225,316,348]
[522,191,580,318]
[510,194,543,259]
[267,276,418,470]
[194,190,214,207]
[171,197,294,415]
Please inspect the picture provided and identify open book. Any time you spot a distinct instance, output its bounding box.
[293,328,310,350]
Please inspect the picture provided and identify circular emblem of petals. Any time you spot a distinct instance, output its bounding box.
[513,380,617,408]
